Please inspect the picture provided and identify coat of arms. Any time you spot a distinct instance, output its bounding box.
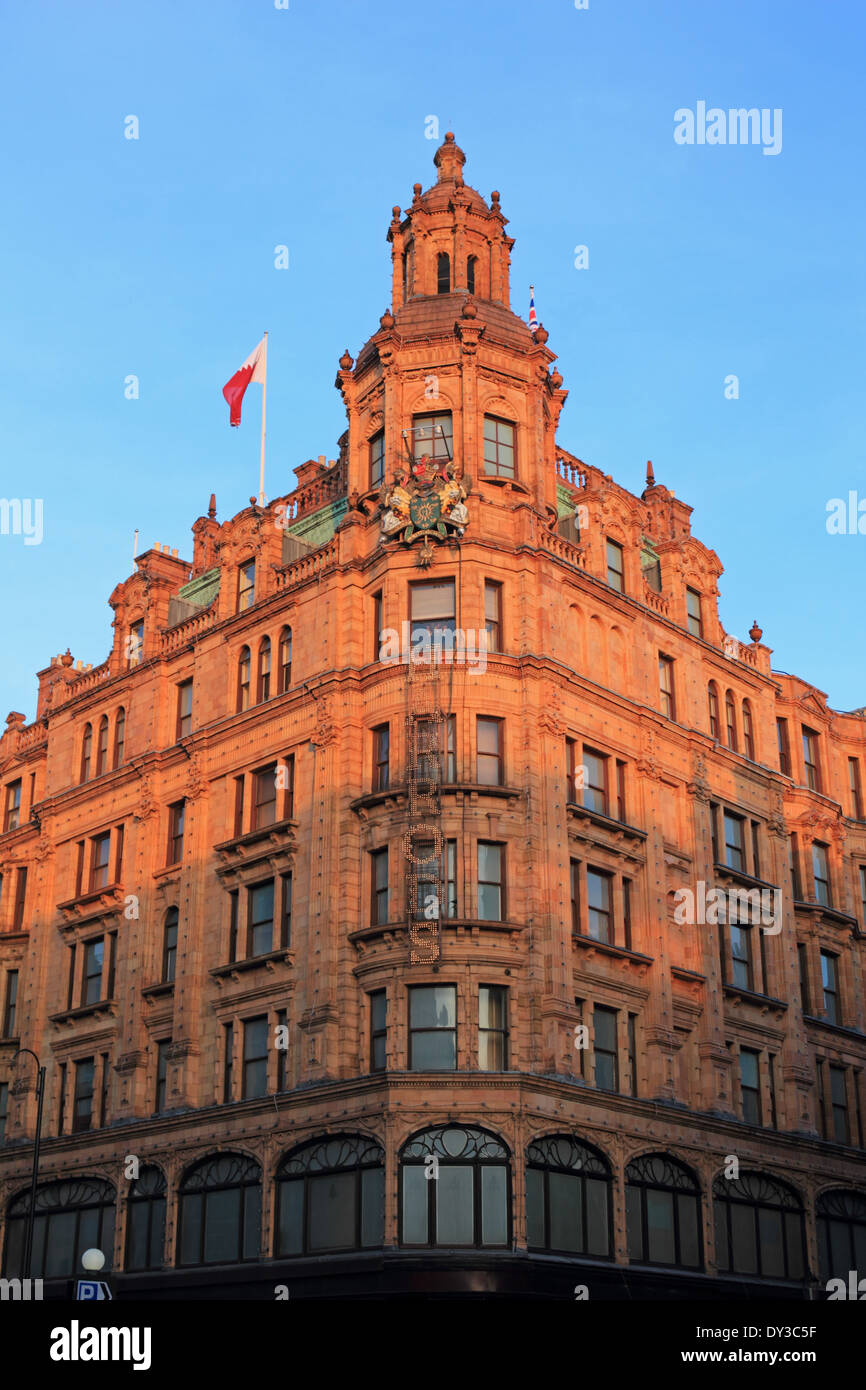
[379,425,471,564]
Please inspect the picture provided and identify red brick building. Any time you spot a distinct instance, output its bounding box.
[0,134,864,1300]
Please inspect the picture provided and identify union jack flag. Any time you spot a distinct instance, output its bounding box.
[528,285,538,335]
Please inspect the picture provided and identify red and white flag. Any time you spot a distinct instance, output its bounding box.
[222,336,267,426]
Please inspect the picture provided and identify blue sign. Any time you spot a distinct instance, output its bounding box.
[75,1279,112,1300]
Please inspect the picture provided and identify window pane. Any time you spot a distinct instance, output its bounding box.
[730,1201,757,1274]
[181,1192,202,1265]
[243,1183,261,1259]
[128,1203,150,1271]
[678,1194,700,1267]
[481,1165,508,1245]
[411,1030,456,1070]
[309,1171,355,1251]
[361,1167,385,1248]
[758,1206,784,1277]
[626,1186,643,1260]
[585,1177,610,1257]
[784,1211,804,1278]
[411,581,455,620]
[44,1211,76,1277]
[149,1198,166,1268]
[477,842,501,882]
[410,985,456,1028]
[526,1168,545,1247]
[548,1170,582,1252]
[402,1165,428,1244]
[203,1187,240,1264]
[278,1180,303,1255]
[594,1006,617,1052]
[478,883,502,921]
[646,1188,675,1264]
[436,1165,474,1244]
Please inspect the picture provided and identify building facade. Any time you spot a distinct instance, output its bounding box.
[0,134,864,1300]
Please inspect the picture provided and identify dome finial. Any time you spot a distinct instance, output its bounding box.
[434,131,466,185]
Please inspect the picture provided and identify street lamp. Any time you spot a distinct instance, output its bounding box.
[81,1248,105,1272]
[11,1048,46,1281]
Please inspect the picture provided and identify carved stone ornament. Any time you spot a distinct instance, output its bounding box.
[379,457,471,551]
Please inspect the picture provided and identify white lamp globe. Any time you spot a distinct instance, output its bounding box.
[81,1248,105,1272]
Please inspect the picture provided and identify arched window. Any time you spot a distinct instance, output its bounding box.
[113,707,125,769]
[708,682,720,740]
[237,646,251,713]
[178,1153,261,1266]
[817,1190,866,1283]
[80,724,92,783]
[466,255,477,295]
[437,252,450,294]
[257,636,271,703]
[725,691,738,750]
[526,1134,612,1257]
[279,627,292,693]
[125,1165,166,1272]
[742,699,755,760]
[275,1134,384,1256]
[713,1171,805,1280]
[95,715,109,777]
[3,1177,115,1279]
[400,1124,509,1248]
[625,1153,702,1269]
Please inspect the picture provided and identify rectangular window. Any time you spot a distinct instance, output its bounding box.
[369,431,385,489]
[72,1058,95,1134]
[156,1039,171,1113]
[409,984,457,1070]
[248,880,275,957]
[237,560,256,611]
[829,1064,849,1144]
[4,780,21,833]
[223,1022,234,1103]
[586,868,612,943]
[373,591,383,663]
[478,985,508,1070]
[812,841,831,907]
[615,760,626,822]
[566,737,578,803]
[370,847,389,926]
[370,990,387,1072]
[802,727,821,792]
[12,867,27,931]
[583,749,608,815]
[627,1013,638,1097]
[570,859,581,934]
[484,581,502,652]
[176,680,193,740]
[740,1048,762,1126]
[623,878,633,950]
[167,801,185,865]
[606,539,624,592]
[413,412,453,461]
[372,724,390,791]
[482,415,515,478]
[789,833,802,899]
[233,775,245,838]
[729,924,752,990]
[228,890,239,963]
[57,1062,67,1136]
[723,811,745,871]
[89,832,111,891]
[658,655,675,719]
[252,765,277,829]
[821,951,839,1025]
[82,939,104,1006]
[72,838,83,896]
[0,1081,8,1145]
[593,1005,619,1091]
[849,758,863,819]
[445,839,457,919]
[750,821,761,880]
[777,718,791,776]
[476,717,504,786]
[3,970,18,1037]
[797,943,810,1014]
[445,714,456,782]
[163,913,178,983]
[686,587,703,638]
[280,873,293,948]
[477,842,504,921]
[276,1008,288,1091]
[113,824,125,883]
[242,1016,269,1098]
[409,578,456,648]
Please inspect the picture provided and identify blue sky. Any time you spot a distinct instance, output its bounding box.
[1,0,863,716]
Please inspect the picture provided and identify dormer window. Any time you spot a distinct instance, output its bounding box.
[437,253,450,294]
[412,412,452,460]
[127,619,144,667]
[237,560,256,612]
[467,255,477,294]
[370,431,385,489]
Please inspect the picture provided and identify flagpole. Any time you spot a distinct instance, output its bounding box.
[258,331,268,505]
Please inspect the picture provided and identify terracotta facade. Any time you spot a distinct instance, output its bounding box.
[0,135,864,1299]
